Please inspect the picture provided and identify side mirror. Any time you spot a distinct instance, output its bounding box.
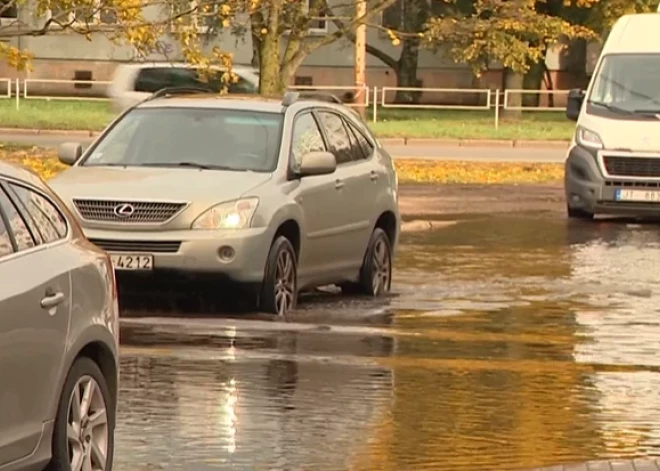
[58,142,83,166]
[566,89,585,122]
[298,151,336,177]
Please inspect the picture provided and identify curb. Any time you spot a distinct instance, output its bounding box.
[0,128,571,150]
[379,137,570,149]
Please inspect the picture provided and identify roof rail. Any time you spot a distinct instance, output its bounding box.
[142,86,215,104]
[281,90,345,106]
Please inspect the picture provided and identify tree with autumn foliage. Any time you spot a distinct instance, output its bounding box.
[421,0,657,109]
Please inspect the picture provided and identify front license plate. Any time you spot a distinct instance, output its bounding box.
[615,189,660,203]
[110,253,154,271]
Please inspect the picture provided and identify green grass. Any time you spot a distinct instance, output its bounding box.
[0,99,575,141]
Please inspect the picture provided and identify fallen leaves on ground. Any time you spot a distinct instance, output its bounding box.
[395,159,563,184]
[0,150,563,185]
[0,148,65,180]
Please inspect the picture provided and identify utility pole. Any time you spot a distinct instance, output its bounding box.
[354,0,367,119]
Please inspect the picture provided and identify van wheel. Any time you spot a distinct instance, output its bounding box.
[260,236,298,316]
[48,357,114,471]
[567,204,594,220]
[341,228,392,296]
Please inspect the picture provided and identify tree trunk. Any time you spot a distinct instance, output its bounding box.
[258,2,284,96]
[394,38,421,103]
[522,60,544,108]
[503,68,524,118]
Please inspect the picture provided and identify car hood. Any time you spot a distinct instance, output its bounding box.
[50,166,272,208]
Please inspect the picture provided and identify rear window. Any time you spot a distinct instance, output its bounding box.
[80,107,283,172]
[134,67,258,94]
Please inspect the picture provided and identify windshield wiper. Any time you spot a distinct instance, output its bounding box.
[632,109,660,118]
[588,100,633,115]
[140,162,243,171]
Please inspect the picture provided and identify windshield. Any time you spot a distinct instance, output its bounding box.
[81,107,283,172]
[588,53,660,113]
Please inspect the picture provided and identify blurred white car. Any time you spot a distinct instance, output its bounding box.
[107,62,260,113]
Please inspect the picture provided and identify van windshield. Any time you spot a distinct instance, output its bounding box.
[588,53,660,113]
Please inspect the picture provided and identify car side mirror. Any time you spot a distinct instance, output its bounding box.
[566,89,585,122]
[58,142,83,166]
[298,151,336,177]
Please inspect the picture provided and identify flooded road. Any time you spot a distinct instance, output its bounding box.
[116,212,660,471]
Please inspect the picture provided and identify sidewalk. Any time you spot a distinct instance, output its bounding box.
[0,127,571,150]
[522,458,660,470]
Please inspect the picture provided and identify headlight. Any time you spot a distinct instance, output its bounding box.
[576,127,603,150]
[191,197,259,230]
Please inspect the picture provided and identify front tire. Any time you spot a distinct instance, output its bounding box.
[260,236,298,316]
[342,228,392,296]
[48,357,114,471]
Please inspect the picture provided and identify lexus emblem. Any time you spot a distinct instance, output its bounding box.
[113,203,135,218]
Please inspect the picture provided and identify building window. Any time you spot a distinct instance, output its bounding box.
[170,0,228,33]
[307,0,327,33]
[381,0,403,30]
[49,0,117,25]
[0,0,18,23]
[282,0,327,34]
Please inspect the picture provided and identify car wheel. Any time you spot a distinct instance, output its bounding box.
[567,204,594,220]
[260,236,298,316]
[48,357,114,471]
[342,228,392,296]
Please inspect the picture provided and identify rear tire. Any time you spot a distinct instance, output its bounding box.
[341,228,392,296]
[259,236,298,316]
[567,204,594,220]
[48,357,114,471]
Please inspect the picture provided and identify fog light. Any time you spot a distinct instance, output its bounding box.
[571,194,582,204]
[218,246,235,262]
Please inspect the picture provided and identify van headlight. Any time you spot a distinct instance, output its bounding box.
[192,197,259,230]
[576,127,604,150]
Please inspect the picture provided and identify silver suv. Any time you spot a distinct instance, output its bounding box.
[0,162,118,471]
[49,90,400,316]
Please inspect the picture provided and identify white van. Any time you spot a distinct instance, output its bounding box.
[564,13,660,220]
[107,62,260,113]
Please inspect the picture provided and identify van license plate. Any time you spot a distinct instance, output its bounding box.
[110,254,154,270]
[615,189,660,203]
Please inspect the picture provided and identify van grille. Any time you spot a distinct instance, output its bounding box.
[604,156,660,178]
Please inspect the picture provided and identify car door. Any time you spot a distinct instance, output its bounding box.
[0,181,71,466]
[289,111,344,281]
[316,110,372,272]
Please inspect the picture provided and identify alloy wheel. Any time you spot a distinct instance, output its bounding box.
[371,237,391,295]
[274,249,296,316]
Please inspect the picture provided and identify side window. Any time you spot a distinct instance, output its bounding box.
[290,113,326,168]
[317,111,355,165]
[134,68,168,93]
[227,75,258,94]
[346,120,374,158]
[0,190,14,258]
[8,184,67,243]
[0,187,35,251]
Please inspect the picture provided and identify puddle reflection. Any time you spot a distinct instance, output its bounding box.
[116,216,660,470]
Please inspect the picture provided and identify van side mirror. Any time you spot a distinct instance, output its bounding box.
[566,89,585,122]
[58,142,83,166]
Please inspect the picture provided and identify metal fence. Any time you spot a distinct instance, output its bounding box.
[0,79,572,127]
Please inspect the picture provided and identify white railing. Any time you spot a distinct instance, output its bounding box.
[287,85,370,108]
[0,79,573,128]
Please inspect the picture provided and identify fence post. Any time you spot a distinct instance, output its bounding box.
[373,86,378,123]
[494,89,500,130]
[15,78,19,110]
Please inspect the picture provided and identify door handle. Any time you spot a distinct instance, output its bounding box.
[41,292,65,309]
[370,171,378,181]
[335,179,345,190]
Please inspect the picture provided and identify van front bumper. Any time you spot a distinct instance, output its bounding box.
[565,145,660,215]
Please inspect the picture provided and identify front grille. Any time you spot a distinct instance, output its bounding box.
[89,238,181,253]
[73,199,186,224]
[604,156,660,178]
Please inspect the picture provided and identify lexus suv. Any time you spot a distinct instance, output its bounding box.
[0,161,118,471]
[49,89,400,316]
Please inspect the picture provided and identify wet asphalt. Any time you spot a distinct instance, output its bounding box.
[115,214,660,471]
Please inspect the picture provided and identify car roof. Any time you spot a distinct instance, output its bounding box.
[117,62,258,72]
[134,93,353,114]
[0,160,49,190]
